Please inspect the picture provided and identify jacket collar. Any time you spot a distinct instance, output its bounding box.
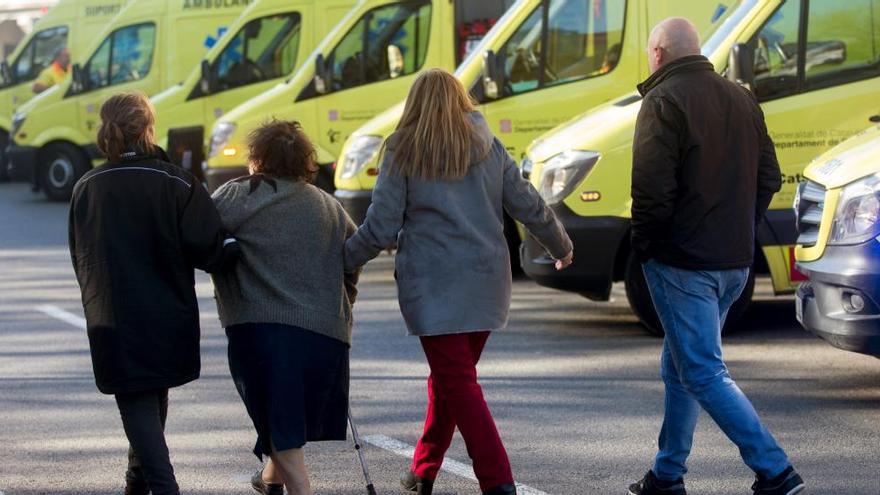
[637,55,714,96]
[111,145,171,165]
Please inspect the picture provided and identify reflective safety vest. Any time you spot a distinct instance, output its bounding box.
[35,61,69,90]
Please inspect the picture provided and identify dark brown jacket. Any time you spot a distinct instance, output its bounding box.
[69,149,238,394]
[631,55,782,270]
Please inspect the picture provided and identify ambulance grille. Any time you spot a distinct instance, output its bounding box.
[795,180,826,247]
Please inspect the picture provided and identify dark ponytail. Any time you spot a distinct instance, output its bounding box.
[97,91,157,163]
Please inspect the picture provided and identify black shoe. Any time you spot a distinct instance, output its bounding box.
[401,470,434,495]
[483,483,517,495]
[124,467,150,495]
[124,468,149,495]
[628,471,686,495]
[251,469,284,495]
[752,466,806,495]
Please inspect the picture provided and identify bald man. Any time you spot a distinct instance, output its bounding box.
[628,18,804,495]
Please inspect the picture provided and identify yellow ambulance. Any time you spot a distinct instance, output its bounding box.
[204,0,519,191]
[0,0,124,181]
[150,0,356,181]
[794,124,880,356]
[333,0,727,228]
[6,0,251,200]
[519,0,880,334]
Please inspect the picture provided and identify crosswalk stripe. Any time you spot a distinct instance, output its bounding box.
[36,305,87,330]
[363,434,551,495]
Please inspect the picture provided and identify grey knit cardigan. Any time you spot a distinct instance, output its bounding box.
[211,175,360,345]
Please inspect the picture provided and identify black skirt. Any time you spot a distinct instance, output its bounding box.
[226,323,349,459]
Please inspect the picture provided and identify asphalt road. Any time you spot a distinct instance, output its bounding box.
[0,182,878,495]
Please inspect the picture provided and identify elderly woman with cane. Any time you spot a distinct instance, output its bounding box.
[211,120,361,495]
[345,68,573,495]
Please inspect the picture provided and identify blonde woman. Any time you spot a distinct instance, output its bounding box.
[345,69,573,495]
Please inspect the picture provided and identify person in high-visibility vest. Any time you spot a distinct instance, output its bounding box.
[32,46,70,94]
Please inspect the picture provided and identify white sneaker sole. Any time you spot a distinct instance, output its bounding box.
[786,484,806,495]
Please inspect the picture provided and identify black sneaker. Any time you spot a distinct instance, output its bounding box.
[752,466,806,495]
[628,471,686,495]
[401,470,434,495]
[124,467,150,495]
[251,469,284,495]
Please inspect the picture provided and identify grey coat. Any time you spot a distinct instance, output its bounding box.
[344,112,571,336]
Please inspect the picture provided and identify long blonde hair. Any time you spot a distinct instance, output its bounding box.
[386,69,488,180]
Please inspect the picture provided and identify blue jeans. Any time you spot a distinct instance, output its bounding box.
[642,260,790,481]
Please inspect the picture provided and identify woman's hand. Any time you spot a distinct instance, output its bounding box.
[555,251,573,271]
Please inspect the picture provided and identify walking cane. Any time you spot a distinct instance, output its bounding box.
[348,406,378,495]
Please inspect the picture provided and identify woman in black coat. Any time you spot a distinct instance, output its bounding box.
[68,91,238,495]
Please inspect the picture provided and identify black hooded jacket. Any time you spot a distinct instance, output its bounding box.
[631,55,782,270]
[68,148,238,394]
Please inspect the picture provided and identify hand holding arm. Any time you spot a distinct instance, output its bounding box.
[180,179,239,273]
[344,150,407,272]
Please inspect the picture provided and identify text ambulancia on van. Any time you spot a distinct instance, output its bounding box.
[519,0,880,334]
[150,0,357,181]
[795,125,880,357]
[0,0,123,181]
[204,0,517,192]
[333,0,726,230]
[6,0,251,201]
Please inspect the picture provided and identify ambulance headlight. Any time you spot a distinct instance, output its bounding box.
[829,173,880,245]
[340,135,383,179]
[11,111,26,136]
[209,122,237,159]
[538,151,600,205]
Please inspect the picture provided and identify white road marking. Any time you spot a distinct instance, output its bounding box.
[36,305,86,330]
[34,306,552,495]
[363,434,551,495]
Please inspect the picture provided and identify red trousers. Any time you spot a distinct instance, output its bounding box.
[412,331,513,491]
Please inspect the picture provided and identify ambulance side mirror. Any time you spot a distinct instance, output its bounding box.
[314,54,329,95]
[71,63,86,93]
[199,59,215,95]
[728,43,756,92]
[482,49,505,100]
[0,60,12,85]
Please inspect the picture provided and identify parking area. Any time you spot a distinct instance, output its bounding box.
[1,182,878,495]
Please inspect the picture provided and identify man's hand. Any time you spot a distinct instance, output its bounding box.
[555,251,573,271]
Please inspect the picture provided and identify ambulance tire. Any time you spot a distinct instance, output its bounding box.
[41,143,90,202]
[624,252,755,337]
